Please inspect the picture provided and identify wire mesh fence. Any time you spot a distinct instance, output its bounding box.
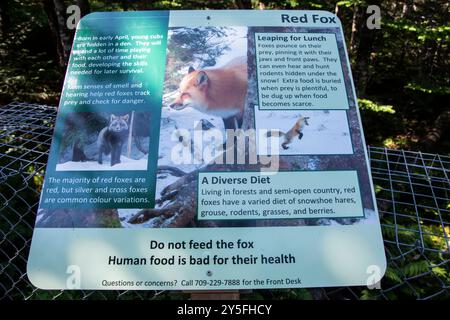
[0,102,449,300]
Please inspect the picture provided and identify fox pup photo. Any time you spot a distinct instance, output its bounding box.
[98,114,129,166]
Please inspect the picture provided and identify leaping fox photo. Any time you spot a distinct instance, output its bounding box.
[169,56,248,130]
[266,116,310,150]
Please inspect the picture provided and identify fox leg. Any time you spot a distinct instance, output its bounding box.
[116,145,121,164]
[110,147,115,166]
[111,146,118,166]
[98,147,103,164]
[112,145,122,166]
[296,129,303,140]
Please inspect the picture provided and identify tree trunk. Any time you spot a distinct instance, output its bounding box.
[421,109,450,151]
[76,0,91,17]
[42,0,65,69]
[121,0,129,11]
[127,111,135,158]
[350,4,362,58]
[0,0,10,40]
[42,0,73,69]
[134,136,149,154]
[234,0,252,9]
[353,1,382,97]
[401,0,414,18]
[72,138,87,162]
[137,0,153,10]
[53,0,72,66]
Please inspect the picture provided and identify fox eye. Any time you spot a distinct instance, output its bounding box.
[181,92,190,99]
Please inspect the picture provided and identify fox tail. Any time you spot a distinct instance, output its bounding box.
[265,130,286,138]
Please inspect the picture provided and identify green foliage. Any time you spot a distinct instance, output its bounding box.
[376,214,450,300]
[385,20,450,43]
[358,99,395,114]
[402,260,430,277]
[1,0,448,151]
[1,0,449,301]
[0,0,62,105]
[385,267,402,283]
[404,83,450,95]
[252,288,314,300]
[336,0,362,7]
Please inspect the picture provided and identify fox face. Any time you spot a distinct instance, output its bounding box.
[108,114,129,133]
[169,66,209,112]
[298,116,310,129]
[168,59,247,129]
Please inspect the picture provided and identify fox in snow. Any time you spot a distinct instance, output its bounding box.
[97,114,129,166]
[266,116,310,150]
[169,57,248,130]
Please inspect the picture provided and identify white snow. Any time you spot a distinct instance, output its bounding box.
[359,208,379,224]
[154,27,248,200]
[213,27,247,68]
[255,109,353,155]
[155,173,180,204]
[117,208,140,228]
[55,156,148,171]
[154,106,225,202]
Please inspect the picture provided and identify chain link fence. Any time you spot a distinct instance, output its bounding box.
[1,102,449,300]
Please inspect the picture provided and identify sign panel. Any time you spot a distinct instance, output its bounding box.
[28,10,386,290]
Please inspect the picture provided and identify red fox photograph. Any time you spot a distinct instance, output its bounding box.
[169,56,248,130]
[158,26,249,172]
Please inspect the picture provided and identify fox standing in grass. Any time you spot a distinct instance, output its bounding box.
[169,57,248,130]
[97,114,129,166]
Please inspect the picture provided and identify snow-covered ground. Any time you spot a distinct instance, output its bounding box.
[154,27,248,202]
[55,156,148,171]
[117,207,377,228]
[213,27,247,68]
[155,105,225,206]
[255,109,353,155]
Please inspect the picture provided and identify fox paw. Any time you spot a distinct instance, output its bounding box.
[298,133,303,140]
[282,145,289,150]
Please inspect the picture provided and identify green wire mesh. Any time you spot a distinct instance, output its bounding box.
[1,102,448,300]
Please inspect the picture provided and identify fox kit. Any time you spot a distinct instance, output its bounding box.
[97,114,129,166]
[266,116,310,150]
[169,57,248,130]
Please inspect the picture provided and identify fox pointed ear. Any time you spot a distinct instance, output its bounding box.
[188,66,195,74]
[110,114,117,122]
[196,71,208,87]
[122,114,129,122]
